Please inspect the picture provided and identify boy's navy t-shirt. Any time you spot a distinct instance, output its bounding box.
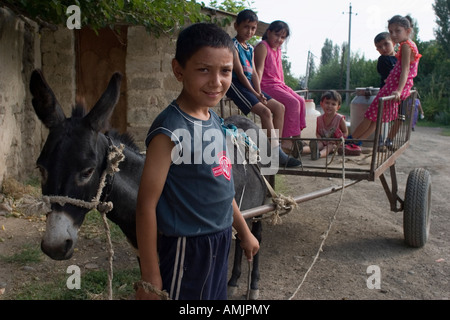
[377,55,397,88]
[145,102,235,237]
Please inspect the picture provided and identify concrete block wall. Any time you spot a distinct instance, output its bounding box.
[125,21,237,150]
[125,26,182,149]
[0,7,76,187]
[0,7,42,187]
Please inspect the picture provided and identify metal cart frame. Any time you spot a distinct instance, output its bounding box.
[223,90,431,247]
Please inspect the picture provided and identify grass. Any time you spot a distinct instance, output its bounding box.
[0,186,137,300]
[12,267,140,300]
[0,243,43,264]
[1,239,139,300]
[416,120,450,136]
[1,238,139,300]
[274,174,289,195]
[81,209,127,243]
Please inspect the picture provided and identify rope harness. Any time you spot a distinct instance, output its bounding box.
[40,138,125,300]
[222,121,298,225]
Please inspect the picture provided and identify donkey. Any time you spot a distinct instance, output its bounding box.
[29,69,266,299]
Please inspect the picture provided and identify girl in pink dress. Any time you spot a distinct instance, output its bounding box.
[349,15,421,146]
[254,21,306,155]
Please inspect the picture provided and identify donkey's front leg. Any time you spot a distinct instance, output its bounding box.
[227,238,243,298]
[248,219,262,300]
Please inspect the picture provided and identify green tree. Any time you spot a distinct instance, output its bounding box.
[282,54,300,90]
[320,39,334,66]
[410,1,450,124]
[0,0,205,35]
[208,0,255,13]
[433,0,450,57]
[310,41,378,91]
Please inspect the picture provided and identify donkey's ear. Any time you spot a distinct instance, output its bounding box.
[29,69,66,129]
[84,72,122,132]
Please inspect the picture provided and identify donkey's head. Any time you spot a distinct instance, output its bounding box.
[30,69,122,260]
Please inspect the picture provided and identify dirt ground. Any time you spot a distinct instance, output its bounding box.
[0,126,448,300]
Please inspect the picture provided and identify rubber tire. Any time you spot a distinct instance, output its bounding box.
[403,168,431,248]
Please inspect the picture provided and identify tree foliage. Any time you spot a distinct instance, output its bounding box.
[309,39,378,93]
[320,39,334,66]
[208,0,255,13]
[310,5,450,126]
[433,0,450,56]
[0,0,206,35]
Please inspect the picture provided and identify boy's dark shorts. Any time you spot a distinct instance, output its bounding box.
[226,78,272,115]
[159,227,232,300]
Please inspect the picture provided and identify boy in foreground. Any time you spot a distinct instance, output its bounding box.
[135,23,259,300]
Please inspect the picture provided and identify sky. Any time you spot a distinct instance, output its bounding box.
[204,0,437,78]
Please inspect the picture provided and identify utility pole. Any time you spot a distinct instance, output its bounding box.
[344,3,356,104]
[304,50,316,89]
[304,50,311,89]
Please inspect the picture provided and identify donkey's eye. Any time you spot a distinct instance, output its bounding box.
[80,168,95,180]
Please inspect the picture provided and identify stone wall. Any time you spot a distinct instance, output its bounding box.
[0,7,76,187]
[0,7,42,187]
[125,26,182,149]
[0,7,263,185]
[40,28,76,118]
[125,19,241,149]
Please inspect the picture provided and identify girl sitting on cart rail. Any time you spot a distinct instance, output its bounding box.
[347,15,421,149]
[303,90,349,160]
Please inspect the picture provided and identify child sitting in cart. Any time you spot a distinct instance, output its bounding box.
[303,90,349,160]
[348,15,421,148]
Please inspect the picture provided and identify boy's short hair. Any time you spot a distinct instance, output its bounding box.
[321,90,342,105]
[236,9,258,25]
[374,32,391,44]
[175,23,234,67]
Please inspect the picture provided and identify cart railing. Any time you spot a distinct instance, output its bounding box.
[219,89,417,182]
[370,91,417,180]
[276,90,418,182]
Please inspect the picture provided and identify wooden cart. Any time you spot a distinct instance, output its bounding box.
[227,90,431,248]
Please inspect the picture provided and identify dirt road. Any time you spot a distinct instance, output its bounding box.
[244,126,449,300]
[0,126,448,300]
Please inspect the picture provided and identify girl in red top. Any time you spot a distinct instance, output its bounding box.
[306,91,348,159]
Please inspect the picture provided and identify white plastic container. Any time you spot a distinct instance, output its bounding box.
[350,87,380,143]
[302,99,321,138]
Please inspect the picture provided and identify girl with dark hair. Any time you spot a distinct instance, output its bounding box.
[348,15,421,148]
[255,20,306,157]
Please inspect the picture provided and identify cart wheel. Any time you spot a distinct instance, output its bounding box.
[403,168,431,247]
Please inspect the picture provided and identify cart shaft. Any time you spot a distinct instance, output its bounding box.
[241,179,361,220]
